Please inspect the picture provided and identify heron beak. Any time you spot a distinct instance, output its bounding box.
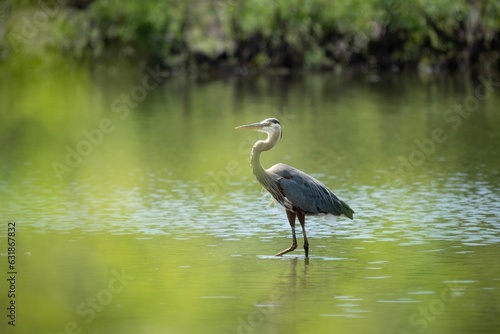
[234,122,265,131]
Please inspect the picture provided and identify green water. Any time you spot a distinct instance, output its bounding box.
[1,61,500,334]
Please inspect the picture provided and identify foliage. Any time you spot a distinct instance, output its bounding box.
[1,0,499,71]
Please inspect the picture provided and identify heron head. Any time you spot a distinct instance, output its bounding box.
[235,118,282,139]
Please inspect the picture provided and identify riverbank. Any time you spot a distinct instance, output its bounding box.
[2,0,499,74]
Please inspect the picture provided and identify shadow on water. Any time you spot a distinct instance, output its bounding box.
[223,256,310,334]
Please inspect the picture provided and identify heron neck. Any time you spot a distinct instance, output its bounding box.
[250,146,266,181]
[250,133,286,207]
[250,132,279,181]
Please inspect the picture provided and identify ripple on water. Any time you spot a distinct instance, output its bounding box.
[407,290,435,295]
[324,295,371,318]
[377,299,421,304]
[319,312,370,318]
[9,172,500,248]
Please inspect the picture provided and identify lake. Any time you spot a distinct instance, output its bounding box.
[1,60,499,334]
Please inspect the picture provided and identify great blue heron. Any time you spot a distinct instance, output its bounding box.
[235,118,354,257]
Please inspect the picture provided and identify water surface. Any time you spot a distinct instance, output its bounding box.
[1,63,499,333]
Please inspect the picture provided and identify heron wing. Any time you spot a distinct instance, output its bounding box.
[267,163,354,219]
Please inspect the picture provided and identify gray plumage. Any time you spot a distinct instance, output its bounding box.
[266,163,354,218]
[236,117,354,257]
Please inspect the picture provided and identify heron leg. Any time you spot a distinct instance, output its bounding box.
[275,210,297,256]
[297,210,309,257]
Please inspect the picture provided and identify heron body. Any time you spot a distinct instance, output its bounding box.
[236,118,354,257]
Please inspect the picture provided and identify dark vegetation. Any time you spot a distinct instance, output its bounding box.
[2,0,499,73]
